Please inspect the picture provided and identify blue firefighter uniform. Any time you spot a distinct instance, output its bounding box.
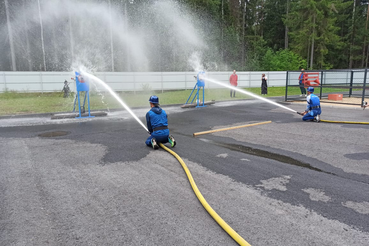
[145,106,170,146]
[303,92,321,121]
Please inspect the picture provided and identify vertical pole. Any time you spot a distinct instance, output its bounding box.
[349,70,354,97]
[4,0,16,71]
[349,0,356,69]
[22,0,32,71]
[77,92,82,117]
[221,0,224,62]
[241,0,247,69]
[123,0,130,71]
[320,70,323,99]
[68,7,74,62]
[83,91,87,108]
[362,68,367,106]
[363,3,369,67]
[285,0,289,49]
[37,0,47,71]
[285,71,289,101]
[87,91,92,116]
[310,15,315,70]
[202,86,205,106]
[109,0,114,72]
[307,39,310,69]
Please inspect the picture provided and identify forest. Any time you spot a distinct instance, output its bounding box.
[0,0,368,72]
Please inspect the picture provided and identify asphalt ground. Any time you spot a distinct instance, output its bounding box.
[1,98,369,246]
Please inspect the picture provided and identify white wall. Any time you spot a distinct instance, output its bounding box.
[0,70,359,93]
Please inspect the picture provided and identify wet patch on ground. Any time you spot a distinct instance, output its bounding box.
[200,138,335,175]
[344,152,369,161]
[38,131,70,138]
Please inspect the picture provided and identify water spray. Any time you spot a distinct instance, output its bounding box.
[204,77,298,114]
[80,71,149,132]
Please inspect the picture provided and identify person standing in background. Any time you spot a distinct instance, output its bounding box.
[261,74,268,95]
[229,70,238,98]
[299,69,307,97]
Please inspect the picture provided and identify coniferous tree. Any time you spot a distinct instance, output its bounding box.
[286,0,349,69]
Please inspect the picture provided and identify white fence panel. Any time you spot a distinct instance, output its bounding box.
[3,70,366,94]
[4,70,363,93]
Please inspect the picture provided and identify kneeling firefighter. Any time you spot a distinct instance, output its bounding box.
[145,95,176,149]
[299,87,321,122]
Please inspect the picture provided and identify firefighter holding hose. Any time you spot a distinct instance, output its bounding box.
[299,87,321,122]
[145,95,176,149]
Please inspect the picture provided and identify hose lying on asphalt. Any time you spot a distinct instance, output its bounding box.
[296,111,369,124]
[159,143,251,246]
[320,119,369,124]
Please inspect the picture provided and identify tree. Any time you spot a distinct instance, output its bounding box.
[261,48,306,71]
[286,0,349,69]
[262,0,289,51]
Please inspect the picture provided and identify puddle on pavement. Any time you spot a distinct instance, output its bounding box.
[201,138,334,175]
[38,131,70,138]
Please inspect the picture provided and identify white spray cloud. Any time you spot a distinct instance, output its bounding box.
[188,52,205,72]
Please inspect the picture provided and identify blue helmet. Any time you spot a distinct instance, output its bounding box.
[307,87,314,92]
[149,95,159,104]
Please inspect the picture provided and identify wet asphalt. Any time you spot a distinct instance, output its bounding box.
[0,98,369,246]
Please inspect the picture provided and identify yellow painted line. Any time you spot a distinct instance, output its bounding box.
[159,143,251,246]
[193,121,272,136]
[321,120,369,124]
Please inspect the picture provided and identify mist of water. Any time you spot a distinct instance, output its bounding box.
[204,77,297,113]
[1,0,227,72]
[80,70,148,132]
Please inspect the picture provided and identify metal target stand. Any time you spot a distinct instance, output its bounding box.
[72,71,94,119]
[185,71,207,108]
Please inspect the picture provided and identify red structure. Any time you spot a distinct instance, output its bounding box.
[303,72,320,87]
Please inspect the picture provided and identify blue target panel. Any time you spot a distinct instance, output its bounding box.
[75,71,89,92]
[197,71,205,87]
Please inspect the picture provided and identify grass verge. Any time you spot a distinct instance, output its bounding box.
[0,86,355,116]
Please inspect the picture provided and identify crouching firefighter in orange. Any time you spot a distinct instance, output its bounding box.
[145,95,176,149]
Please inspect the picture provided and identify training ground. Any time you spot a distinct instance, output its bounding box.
[0,98,368,246]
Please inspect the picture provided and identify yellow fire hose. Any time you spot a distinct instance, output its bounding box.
[320,119,369,124]
[159,143,251,246]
